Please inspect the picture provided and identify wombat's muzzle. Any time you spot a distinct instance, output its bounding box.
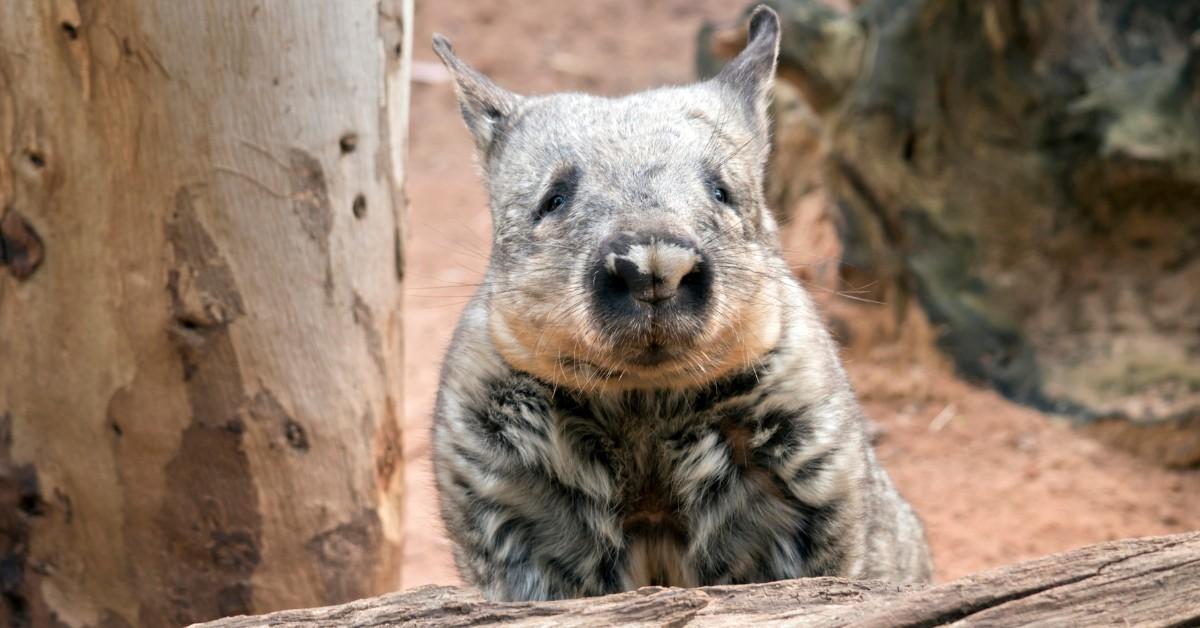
[588,231,713,358]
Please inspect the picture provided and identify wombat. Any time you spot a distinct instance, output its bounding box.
[429,6,933,601]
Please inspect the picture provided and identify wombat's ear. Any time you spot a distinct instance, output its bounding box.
[432,34,521,155]
[715,5,781,128]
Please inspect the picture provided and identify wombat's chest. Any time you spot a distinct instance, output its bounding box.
[594,425,698,588]
[555,406,766,587]
[474,374,803,587]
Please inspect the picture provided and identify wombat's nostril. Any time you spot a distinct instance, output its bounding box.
[606,266,630,295]
[678,266,706,292]
[602,252,651,303]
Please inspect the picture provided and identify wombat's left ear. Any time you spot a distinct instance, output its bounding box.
[716,5,781,128]
[432,34,521,156]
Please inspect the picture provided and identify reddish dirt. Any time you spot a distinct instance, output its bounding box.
[401,0,1200,588]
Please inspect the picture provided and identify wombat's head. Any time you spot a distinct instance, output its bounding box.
[435,7,786,391]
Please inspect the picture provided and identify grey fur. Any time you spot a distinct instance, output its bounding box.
[430,6,933,601]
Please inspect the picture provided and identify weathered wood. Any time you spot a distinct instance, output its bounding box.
[849,531,1200,627]
[198,532,1200,627]
[0,1,411,625]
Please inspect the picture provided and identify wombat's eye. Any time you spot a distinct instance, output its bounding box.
[535,165,580,222]
[711,183,732,206]
[538,194,566,219]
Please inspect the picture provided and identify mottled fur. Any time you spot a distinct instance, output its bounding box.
[430,7,932,601]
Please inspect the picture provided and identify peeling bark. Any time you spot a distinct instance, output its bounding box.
[0,1,412,625]
[196,533,1200,627]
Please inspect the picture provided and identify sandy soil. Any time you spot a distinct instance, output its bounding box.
[400,0,1200,588]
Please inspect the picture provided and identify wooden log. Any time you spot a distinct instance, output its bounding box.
[196,532,1200,627]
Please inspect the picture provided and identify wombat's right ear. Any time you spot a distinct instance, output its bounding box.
[432,35,521,154]
[715,6,781,130]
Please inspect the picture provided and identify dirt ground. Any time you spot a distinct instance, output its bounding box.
[400,0,1200,588]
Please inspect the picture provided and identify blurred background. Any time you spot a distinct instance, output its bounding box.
[402,0,1200,588]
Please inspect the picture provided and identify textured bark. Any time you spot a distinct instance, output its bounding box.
[704,0,1200,467]
[0,1,411,625]
[197,532,1200,627]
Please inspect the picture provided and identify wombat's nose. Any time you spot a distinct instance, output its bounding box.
[592,232,711,311]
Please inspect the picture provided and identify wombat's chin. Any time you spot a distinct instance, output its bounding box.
[609,329,703,365]
[559,355,715,391]
[561,335,744,389]
[559,339,697,376]
[622,345,682,367]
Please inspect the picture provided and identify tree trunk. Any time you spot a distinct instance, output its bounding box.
[705,0,1200,467]
[0,1,411,625]
[196,532,1200,627]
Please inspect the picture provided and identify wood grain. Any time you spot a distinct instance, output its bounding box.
[199,532,1200,627]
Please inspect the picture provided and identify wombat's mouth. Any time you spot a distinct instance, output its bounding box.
[599,316,705,368]
[541,309,776,390]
